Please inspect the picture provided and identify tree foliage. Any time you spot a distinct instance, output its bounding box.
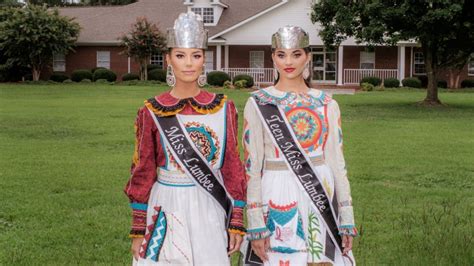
[120,17,167,81]
[312,0,474,104]
[0,5,80,81]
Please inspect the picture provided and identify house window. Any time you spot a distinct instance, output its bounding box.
[97,51,110,69]
[191,7,214,24]
[150,54,164,68]
[360,51,375,69]
[414,52,426,75]
[53,53,66,72]
[249,51,264,69]
[468,55,474,76]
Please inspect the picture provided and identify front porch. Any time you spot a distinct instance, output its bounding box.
[208,44,414,87]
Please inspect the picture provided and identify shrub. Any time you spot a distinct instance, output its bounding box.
[437,80,448,89]
[147,64,162,72]
[148,69,166,82]
[95,79,109,83]
[234,80,247,89]
[71,69,93,82]
[223,80,234,90]
[402,77,422,88]
[93,68,117,82]
[49,72,69,82]
[360,82,374,91]
[122,73,140,81]
[383,78,400,88]
[63,79,73,83]
[232,74,254,88]
[91,67,106,73]
[207,71,230,86]
[417,75,428,87]
[360,76,382,86]
[80,79,92,83]
[460,79,474,88]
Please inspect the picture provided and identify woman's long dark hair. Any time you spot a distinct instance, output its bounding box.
[272,47,312,88]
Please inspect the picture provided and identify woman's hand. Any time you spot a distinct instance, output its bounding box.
[131,237,144,260]
[342,235,353,255]
[228,232,244,255]
[251,238,270,262]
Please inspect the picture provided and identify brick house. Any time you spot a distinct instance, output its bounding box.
[53,0,474,86]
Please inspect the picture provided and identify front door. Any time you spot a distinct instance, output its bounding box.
[311,47,336,83]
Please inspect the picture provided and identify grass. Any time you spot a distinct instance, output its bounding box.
[0,83,473,265]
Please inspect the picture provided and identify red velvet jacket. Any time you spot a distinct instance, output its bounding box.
[124,90,246,237]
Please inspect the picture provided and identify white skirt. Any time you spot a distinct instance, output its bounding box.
[260,160,352,266]
[133,169,229,266]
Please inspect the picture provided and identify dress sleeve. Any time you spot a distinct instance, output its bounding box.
[324,100,357,236]
[124,107,159,238]
[220,100,247,235]
[243,98,271,240]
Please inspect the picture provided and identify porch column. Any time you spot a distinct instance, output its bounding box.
[337,45,344,85]
[216,45,222,70]
[398,45,406,85]
[224,45,229,69]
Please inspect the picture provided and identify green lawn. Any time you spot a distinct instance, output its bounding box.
[1,84,473,265]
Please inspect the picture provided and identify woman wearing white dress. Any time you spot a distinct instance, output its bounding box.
[243,26,357,266]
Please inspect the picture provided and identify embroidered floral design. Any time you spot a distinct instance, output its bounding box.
[284,105,328,152]
[308,212,323,261]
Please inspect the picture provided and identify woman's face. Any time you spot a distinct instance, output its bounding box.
[166,48,205,84]
[272,48,310,81]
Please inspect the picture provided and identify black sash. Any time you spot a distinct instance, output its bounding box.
[148,110,233,226]
[251,97,344,261]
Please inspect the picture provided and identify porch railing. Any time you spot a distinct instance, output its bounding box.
[343,69,398,85]
[221,68,274,85]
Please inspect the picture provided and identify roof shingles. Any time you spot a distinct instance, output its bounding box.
[59,0,281,44]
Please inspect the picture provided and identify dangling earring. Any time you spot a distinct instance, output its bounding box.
[303,62,310,80]
[273,64,279,81]
[166,65,176,87]
[197,66,207,87]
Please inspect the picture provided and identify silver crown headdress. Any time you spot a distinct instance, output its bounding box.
[167,12,208,49]
[271,25,309,49]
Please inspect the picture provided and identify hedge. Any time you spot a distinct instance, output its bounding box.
[49,72,69,83]
[122,73,140,81]
[402,77,422,88]
[207,71,230,86]
[232,74,254,88]
[148,69,166,82]
[71,69,93,82]
[383,78,400,88]
[360,76,382,86]
[93,69,117,82]
[460,79,474,88]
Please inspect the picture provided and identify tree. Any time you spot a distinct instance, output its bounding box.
[120,17,166,81]
[0,5,80,81]
[312,0,474,105]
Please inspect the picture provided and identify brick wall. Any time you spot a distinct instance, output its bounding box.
[409,47,472,83]
[228,45,273,68]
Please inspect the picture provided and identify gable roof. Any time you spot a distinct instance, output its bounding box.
[207,0,282,37]
[59,0,281,45]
